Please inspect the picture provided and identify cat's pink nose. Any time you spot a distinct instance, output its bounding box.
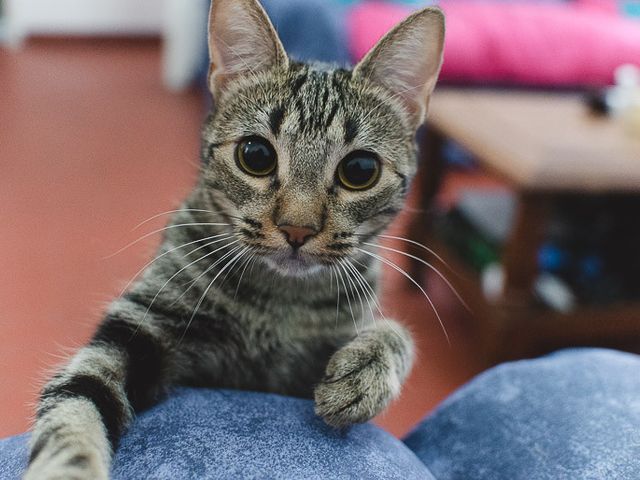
[278,224,317,249]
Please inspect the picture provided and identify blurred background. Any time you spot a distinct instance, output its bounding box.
[1,0,640,440]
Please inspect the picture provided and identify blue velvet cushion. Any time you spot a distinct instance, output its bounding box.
[405,348,640,480]
[0,389,434,479]
[4,349,639,478]
[260,0,351,65]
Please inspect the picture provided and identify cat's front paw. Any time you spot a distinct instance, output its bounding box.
[314,340,401,428]
[24,447,109,480]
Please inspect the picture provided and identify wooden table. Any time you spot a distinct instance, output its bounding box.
[408,88,640,362]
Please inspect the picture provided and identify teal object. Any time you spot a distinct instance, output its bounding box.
[622,1,640,18]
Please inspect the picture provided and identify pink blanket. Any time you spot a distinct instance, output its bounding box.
[349,1,640,86]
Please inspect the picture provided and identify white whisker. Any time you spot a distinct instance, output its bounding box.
[363,241,471,312]
[118,233,232,297]
[343,260,382,320]
[345,259,407,342]
[172,243,244,304]
[132,209,217,231]
[133,239,240,336]
[359,234,452,272]
[183,234,234,258]
[341,259,375,326]
[218,246,252,289]
[180,247,250,343]
[104,223,231,259]
[334,262,358,335]
[330,266,341,329]
[234,250,257,300]
[339,261,366,331]
[357,247,450,346]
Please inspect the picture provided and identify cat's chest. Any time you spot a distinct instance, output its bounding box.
[180,327,349,398]
[198,295,355,351]
[185,297,354,394]
[203,282,358,333]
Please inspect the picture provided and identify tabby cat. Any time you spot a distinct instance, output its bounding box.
[24,1,444,478]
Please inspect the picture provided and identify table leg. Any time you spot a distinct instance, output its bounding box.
[485,192,551,360]
[405,127,447,283]
[502,192,551,299]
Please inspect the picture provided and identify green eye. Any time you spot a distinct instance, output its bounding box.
[337,151,381,191]
[235,136,277,177]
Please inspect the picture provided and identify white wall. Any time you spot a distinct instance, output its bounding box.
[4,0,208,91]
[163,0,208,91]
[6,0,163,44]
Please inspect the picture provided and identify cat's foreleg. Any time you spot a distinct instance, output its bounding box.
[24,313,170,480]
[314,319,414,427]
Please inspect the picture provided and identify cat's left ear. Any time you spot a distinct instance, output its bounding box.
[354,7,445,127]
[207,0,288,96]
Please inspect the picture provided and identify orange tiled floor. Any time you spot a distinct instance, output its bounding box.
[0,39,484,440]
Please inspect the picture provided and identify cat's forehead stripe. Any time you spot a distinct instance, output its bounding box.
[344,117,359,145]
[269,105,285,136]
[290,69,308,96]
[276,66,356,139]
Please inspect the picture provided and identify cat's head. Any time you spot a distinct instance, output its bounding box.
[199,0,444,276]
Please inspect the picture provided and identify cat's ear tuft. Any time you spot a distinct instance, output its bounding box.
[207,0,288,96]
[354,7,445,126]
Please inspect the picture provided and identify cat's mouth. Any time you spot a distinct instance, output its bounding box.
[261,249,324,277]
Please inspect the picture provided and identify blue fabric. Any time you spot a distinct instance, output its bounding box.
[259,0,351,65]
[0,389,433,480]
[3,349,639,478]
[405,348,640,480]
[0,434,28,480]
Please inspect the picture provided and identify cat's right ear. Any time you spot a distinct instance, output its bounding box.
[207,0,288,97]
[354,7,445,127]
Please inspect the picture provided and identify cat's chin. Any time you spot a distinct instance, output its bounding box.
[261,252,324,278]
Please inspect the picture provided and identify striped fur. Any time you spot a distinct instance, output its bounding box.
[24,1,444,478]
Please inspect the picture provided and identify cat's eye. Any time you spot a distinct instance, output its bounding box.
[336,151,381,191]
[235,136,277,177]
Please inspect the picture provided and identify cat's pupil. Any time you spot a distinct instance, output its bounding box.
[236,137,276,176]
[338,152,380,190]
